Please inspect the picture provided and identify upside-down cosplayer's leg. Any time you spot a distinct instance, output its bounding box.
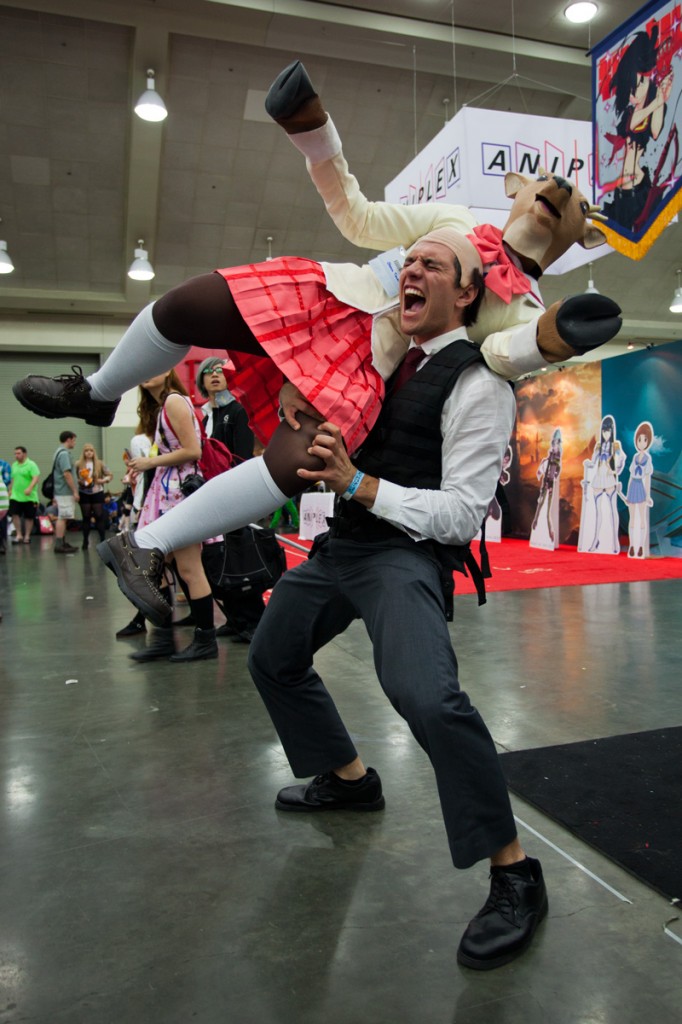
[134,414,325,555]
[88,273,262,401]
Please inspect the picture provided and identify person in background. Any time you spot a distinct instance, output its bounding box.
[76,442,113,550]
[123,370,218,662]
[0,456,11,554]
[9,446,40,545]
[0,474,9,556]
[115,424,154,640]
[195,356,264,643]
[196,356,255,462]
[0,473,7,619]
[52,431,79,555]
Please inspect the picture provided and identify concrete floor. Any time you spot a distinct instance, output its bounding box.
[1,537,681,1023]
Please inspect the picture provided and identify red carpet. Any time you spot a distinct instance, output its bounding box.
[455,539,682,595]
[276,535,682,595]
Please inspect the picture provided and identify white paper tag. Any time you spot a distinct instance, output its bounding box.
[369,245,406,298]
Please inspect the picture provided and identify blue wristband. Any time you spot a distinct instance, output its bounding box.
[342,470,365,501]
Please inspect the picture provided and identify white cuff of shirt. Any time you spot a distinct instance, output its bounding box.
[508,319,552,373]
[287,118,342,164]
[371,478,408,523]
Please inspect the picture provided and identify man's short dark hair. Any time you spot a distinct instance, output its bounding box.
[59,430,76,443]
[14,445,27,454]
[453,257,485,327]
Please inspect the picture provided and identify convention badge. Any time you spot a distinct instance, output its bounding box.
[369,245,406,297]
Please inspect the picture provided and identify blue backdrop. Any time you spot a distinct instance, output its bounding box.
[602,338,682,553]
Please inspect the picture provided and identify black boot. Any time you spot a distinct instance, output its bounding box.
[169,627,218,662]
[129,626,175,662]
[116,611,147,639]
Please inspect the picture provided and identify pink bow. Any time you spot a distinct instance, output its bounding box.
[467,223,532,305]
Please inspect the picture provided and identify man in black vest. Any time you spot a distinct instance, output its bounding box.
[248,226,547,972]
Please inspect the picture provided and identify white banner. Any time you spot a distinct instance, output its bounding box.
[385,107,612,275]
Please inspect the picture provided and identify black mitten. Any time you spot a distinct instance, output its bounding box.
[265,60,317,120]
[556,293,622,351]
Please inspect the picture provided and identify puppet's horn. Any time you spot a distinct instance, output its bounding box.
[588,205,609,223]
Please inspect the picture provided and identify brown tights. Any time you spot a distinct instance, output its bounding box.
[152,272,325,496]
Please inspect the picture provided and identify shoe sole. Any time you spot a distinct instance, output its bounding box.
[168,650,219,662]
[456,893,549,971]
[275,796,386,813]
[96,540,170,627]
[12,382,115,427]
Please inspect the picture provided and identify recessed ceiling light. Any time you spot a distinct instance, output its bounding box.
[565,2,598,24]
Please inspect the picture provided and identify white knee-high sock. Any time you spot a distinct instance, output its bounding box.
[135,457,289,554]
[87,303,191,402]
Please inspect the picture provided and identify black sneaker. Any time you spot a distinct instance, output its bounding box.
[97,532,170,626]
[13,365,120,426]
[457,857,548,971]
[275,767,385,812]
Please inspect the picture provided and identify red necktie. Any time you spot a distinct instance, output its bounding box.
[392,347,426,393]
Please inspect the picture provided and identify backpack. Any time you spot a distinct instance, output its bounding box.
[41,451,60,500]
[201,527,287,596]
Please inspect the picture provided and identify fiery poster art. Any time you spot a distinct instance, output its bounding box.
[507,364,602,544]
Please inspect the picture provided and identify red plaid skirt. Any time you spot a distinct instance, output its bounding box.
[215,257,384,451]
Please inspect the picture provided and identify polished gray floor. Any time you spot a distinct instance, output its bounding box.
[1,537,681,1023]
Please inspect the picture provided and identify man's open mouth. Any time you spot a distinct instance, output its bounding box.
[535,194,561,219]
[403,286,426,311]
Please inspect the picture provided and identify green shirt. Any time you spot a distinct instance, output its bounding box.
[10,459,40,503]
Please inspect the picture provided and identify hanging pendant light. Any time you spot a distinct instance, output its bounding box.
[128,240,155,281]
[134,69,168,123]
[584,262,599,294]
[0,240,14,274]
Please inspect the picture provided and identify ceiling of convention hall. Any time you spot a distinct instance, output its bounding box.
[0,0,679,358]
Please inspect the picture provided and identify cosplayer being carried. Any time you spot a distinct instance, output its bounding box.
[12,61,622,624]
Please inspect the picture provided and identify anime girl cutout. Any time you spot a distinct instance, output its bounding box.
[622,420,655,558]
[530,429,562,551]
[600,24,675,232]
[479,445,513,544]
[578,415,626,555]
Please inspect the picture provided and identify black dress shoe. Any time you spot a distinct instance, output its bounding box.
[265,60,317,120]
[275,767,385,813]
[457,857,548,971]
[12,365,120,426]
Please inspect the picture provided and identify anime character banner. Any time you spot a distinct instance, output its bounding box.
[593,0,682,258]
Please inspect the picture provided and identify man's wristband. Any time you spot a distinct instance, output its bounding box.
[342,470,365,501]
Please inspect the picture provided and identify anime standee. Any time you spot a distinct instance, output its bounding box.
[621,420,655,558]
[530,429,562,551]
[578,415,626,555]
